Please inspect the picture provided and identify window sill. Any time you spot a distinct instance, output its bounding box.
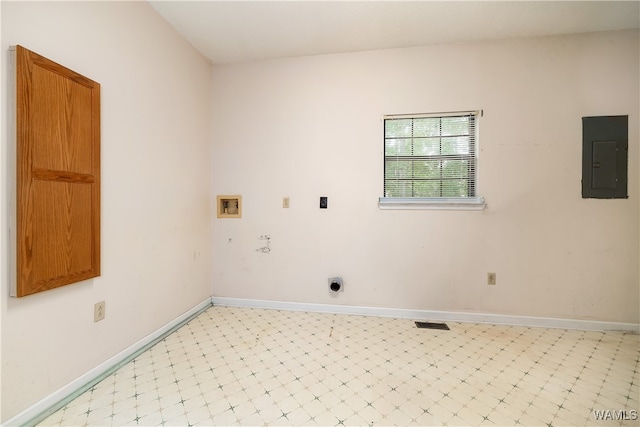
[378,197,486,211]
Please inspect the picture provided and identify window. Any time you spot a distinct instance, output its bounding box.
[379,110,485,210]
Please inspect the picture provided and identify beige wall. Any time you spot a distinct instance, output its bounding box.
[1,1,212,420]
[211,30,639,324]
[0,4,637,422]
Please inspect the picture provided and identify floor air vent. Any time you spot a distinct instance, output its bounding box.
[415,321,450,330]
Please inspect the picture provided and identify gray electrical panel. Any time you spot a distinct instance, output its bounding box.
[582,116,628,199]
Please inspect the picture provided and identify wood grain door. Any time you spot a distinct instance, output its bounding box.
[15,45,100,297]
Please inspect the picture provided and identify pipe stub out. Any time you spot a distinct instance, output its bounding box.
[328,277,343,293]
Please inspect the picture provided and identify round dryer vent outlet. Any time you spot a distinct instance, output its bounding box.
[328,277,344,293]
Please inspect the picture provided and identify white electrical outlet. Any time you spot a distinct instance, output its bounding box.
[94,301,105,322]
[283,197,290,208]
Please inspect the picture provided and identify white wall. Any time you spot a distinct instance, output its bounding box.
[211,30,639,324]
[1,2,212,421]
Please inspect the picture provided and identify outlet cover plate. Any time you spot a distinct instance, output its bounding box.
[487,273,496,286]
[94,301,105,322]
[320,196,328,209]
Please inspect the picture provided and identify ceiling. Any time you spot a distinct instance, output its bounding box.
[149,1,640,64]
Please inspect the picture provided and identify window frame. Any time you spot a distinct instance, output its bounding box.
[378,110,485,211]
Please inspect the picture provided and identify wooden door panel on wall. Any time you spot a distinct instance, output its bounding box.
[13,45,100,297]
[31,64,94,174]
[30,181,94,286]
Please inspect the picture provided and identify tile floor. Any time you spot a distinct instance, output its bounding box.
[38,306,639,426]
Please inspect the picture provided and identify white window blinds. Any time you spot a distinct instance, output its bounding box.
[383,111,478,198]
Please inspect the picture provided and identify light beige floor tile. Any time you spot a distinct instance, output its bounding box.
[35,306,639,427]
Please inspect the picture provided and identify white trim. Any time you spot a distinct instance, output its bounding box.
[212,297,639,333]
[5,298,212,427]
[378,197,486,211]
[383,109,481,120]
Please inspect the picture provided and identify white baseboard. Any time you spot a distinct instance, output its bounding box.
[211,296,640,333]
[4,298,212,427]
